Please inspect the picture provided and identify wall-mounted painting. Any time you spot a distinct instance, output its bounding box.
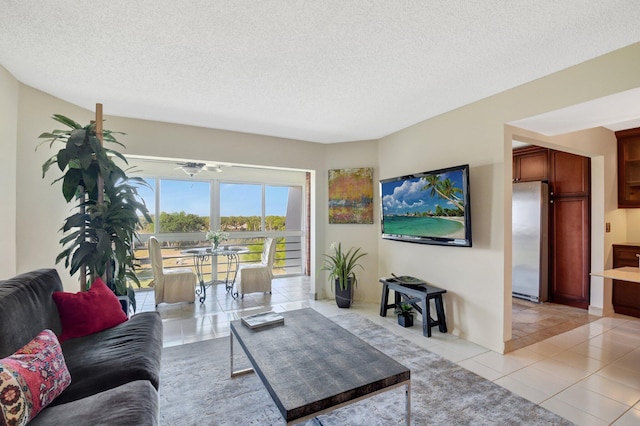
[328,167,374,224]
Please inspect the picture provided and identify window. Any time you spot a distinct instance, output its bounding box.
[133,174,305,287]
[266,186,289,230]
[137,179,155,233]
[158,180,210,233]
[218,183,302,232]
[219,183,261,231]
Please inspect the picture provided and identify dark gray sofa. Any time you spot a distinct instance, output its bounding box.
[0,269,163,425]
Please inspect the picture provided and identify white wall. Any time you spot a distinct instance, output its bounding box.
[13,87,379,299]
[379,101,506,352]
[16,87,94,290]
[626,210,640,242]
[102,114,378,301]
[0,66,18,278]
[8,42,640,353]
[378,43,640,352]
[321,141,379,302]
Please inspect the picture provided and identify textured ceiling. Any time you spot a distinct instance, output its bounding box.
[2,1,640,143]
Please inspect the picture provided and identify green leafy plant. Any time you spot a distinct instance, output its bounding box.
[321,242,367,291]
[38,114,152,310]
[394,303,414,315]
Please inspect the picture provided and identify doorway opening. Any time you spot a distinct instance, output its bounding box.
[508,142,596,351]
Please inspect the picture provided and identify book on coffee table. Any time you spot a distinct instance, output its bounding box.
[241,311,284,329]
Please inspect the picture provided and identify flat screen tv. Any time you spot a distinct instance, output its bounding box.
[380,164,472,247]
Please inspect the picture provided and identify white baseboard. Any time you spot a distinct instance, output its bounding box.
[588,305,603,317]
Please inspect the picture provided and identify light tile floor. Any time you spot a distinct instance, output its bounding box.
[137,277,640,425]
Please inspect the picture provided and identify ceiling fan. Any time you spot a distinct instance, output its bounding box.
[126,156,235,176]
[176,162,225,176]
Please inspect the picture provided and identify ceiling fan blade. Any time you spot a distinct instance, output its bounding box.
[204,165,223,172]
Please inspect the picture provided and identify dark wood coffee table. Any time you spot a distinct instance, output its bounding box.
[230,308,411,425]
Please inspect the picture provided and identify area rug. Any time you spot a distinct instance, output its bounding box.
[159,312,573,425]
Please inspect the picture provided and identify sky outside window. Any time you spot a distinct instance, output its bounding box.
[137,179,291,219]
[266,186,289,216]
[220,183,261,216]
[160,180,210,216]
[138,179,155,214]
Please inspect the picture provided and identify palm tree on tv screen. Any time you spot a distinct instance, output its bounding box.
[421,174,464,212]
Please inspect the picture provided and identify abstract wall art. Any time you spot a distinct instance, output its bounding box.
[328,167,374,224]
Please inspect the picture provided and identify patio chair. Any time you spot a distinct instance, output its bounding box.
[236,238,276,298]
[149,236,196,306]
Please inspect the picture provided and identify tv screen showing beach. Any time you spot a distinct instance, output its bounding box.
[380,165,471,247]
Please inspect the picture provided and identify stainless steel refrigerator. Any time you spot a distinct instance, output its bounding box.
[512,181,549,303]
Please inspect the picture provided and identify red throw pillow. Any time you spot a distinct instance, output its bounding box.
[52,277,127,342]
[0,329,71,425]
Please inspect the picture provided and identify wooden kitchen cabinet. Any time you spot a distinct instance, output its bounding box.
[551,151,590,196]
[549,151,590,309]
[512,145,591,309]
[612,243,640,318]
[513,146,548,182]
[616,128,640,208]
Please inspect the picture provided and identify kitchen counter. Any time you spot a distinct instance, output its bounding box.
[591,267,640,284]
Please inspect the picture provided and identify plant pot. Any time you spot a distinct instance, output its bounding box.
[335,278,352,308]
[118,295,131,318]
[397,313,413,328]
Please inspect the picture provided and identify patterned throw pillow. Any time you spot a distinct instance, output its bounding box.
[0,329,71,425]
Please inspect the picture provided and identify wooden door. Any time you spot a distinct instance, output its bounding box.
[549,151,590,308]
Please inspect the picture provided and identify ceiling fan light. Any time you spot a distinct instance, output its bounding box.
[181,165,202,176]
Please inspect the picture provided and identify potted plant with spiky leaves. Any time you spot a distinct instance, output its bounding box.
[38,114,151,312]
[321,242,367,308]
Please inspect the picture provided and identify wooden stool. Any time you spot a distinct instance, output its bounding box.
[379,278,447,337]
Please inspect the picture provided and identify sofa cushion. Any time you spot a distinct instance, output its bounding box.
[52,277,128,343]
[51,311,162,406]
[0,330,71,425]
[29,380,158,426]
[0,269,63,359]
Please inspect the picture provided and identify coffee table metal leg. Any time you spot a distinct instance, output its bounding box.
[230,333,254,377]
[406,381,411,426]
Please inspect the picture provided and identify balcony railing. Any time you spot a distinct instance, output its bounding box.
[133,236,304,289]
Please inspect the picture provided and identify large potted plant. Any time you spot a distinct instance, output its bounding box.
[38,114,151,312]
[321,242,367,308]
